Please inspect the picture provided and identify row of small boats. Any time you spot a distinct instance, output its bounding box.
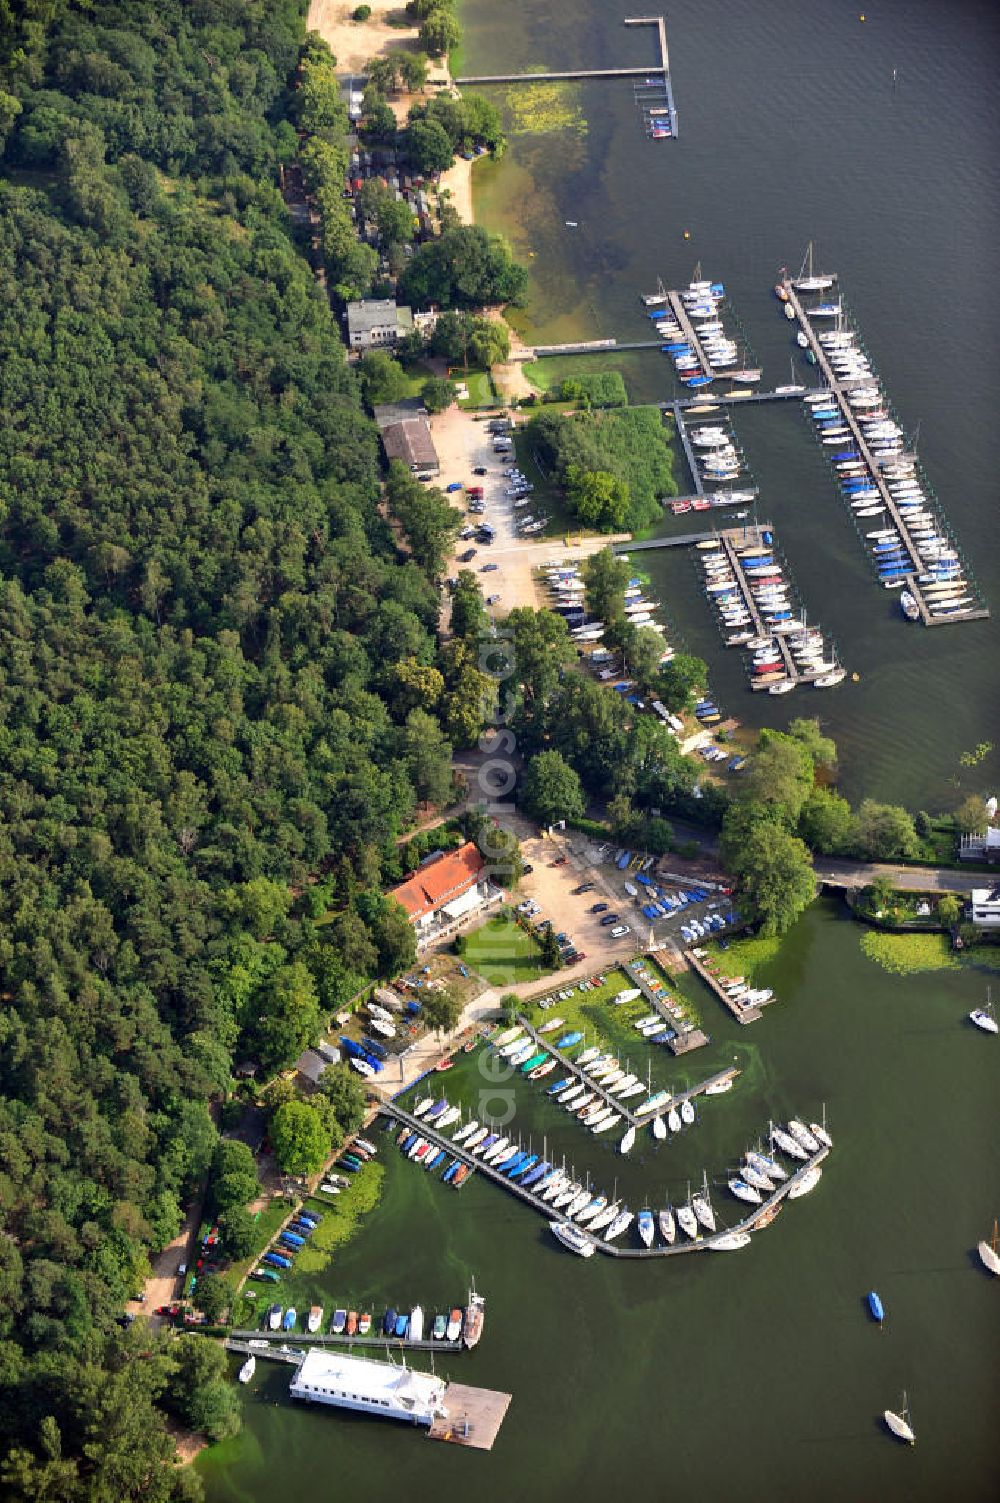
[542,561,675,659]
[697,537,845,691]
[648,279,761,389]
[794,315,972,618]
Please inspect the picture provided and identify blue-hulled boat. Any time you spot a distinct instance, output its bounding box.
[425,1149,447,1171]
[424,1100,448,1121]
[282,1308,297,1331]
[547,1076,574,1095]
[394,1312,409,1339]
[498,1148,524,1172]
[522,1160,551,1188]
[509,1154,539,1181]
[280,1231,305,1248]
[264,1251,292,1269]
[382,1307,397,1336]
[868,1290,885,1324]
[555,1032,584,1049]
[298,1213,320,1228]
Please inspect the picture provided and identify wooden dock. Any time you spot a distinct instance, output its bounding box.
[513,1015,648,1127]
[684,947,779,1023]
[428,1384,512,1450]
[781,278,988,626]
[458,16,677,133]
[672,399,708,497]
[614,530,726,552]
[620,958,711,1054]
[665,291,717,380]
[229,1330,464,1355]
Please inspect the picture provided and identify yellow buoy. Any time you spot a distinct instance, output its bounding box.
[859,13,866,20]
[851,672,860,682]
[683,230,691,240]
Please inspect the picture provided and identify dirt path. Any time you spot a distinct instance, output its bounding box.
[306,0,419,75]
[130,1194,204,1325]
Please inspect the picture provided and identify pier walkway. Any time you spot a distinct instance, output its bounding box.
[684,948,777,1023]
[381,1099,829,1259]
[458,17,677,135]
[229,1329,463,1355]
[672,399,706,497]
[781,279,988,626]
[665,291,716,380]
[621,958,712,1053]
[717,528,828,690]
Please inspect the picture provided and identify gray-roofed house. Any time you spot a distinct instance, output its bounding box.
[346,298,415,350]
[372,400,440,476]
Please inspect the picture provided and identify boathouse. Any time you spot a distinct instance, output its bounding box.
[390,842,499,947]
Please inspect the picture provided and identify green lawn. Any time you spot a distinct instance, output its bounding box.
[456,368,497,408]
[520,958,701,1094]
[462,912,549,984]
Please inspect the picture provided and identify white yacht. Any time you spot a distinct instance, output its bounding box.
[238,1354,256,1384]
[883,1392,916,1445]
[708,1231,752,1251]
[620,1125,636,1155]
[550,1221,596,1258]
[788,1165,823,1198]
[969,990,998,1035]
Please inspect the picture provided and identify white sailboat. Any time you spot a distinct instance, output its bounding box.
[883,1391,916,1445]
[619,1125,636,1155]
[652,1115,667,1141]
[969,987,998,1035]
[977,1219,1000,1276]
[692,1174,716,1233]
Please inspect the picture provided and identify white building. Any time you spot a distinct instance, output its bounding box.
[289,1348,448,1425]
[970,886,1000,928]
[345,298,414,351]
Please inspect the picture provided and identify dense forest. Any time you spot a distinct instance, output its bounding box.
[0,3,472,1497]
[525,406,678,531]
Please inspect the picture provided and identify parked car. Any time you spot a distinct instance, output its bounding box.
[600,914,620,927]
[486,594,501,605]
[473,466,487,475]
[610,925,631,938]
[573,882,595,894]
[458,549,477,562]
[522,863,533,874]
[481,562,499,572]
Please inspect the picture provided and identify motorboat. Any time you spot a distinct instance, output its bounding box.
[238,1355,256,1384]
[680,1100,695,1126]
[868,1291,885,1324]
[307,1305,324,1333]
[446,1308,462,1342]
[409,1305,424,1342]
[550,1220,596,1257]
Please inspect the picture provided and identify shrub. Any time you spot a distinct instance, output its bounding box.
[353,5,372,18]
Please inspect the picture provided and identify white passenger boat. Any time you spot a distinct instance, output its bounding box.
[550,1220,596,1257]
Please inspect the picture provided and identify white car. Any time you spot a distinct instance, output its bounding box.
[611,925,631,939]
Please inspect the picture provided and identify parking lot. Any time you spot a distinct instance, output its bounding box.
[514,827,740,967]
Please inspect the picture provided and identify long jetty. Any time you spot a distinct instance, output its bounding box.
[228,1330,462,1356]
[781,278,988,626]
[684,948,773,1023]
[672,399,707,497]
[621,959,711,1053]
[665,291,716,379]
[382,1099,829,1258]
[458,17,677,137]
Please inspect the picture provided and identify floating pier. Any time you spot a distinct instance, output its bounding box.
[428,1384,512,1450]
[780,277,988,625]
[229,1330,464,1355]
[665,292,716,380]
[684,948,777,1023]
[382,1101,829,1259]
[620,958,712,1053]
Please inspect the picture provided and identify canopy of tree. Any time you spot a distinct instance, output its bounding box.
[0,4,467,1495]
[400,224,528,311]
[524,407,678,532]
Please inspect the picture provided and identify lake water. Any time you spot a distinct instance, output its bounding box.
[469,0,1000,807]
[199,5,1000,1497]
